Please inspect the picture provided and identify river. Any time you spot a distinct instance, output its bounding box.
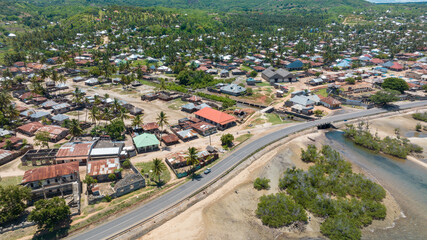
[325,131,427,240]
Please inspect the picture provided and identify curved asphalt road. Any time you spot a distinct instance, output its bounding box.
[70,101,427,240]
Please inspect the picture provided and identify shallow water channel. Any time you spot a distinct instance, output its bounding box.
[325,131,427,240]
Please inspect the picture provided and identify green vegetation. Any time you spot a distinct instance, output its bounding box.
[412,112,427,122]
[253,177,270,190]
[28,197,71,232]
[265,113,283,125]
[300,144,318,163]
[135,161,171,185]
[277,145,386,239]
[256,193,307,228]
[235,133,253,143]
[221,133,234,147]
[0,185,31,224]
[315,88,328,97]
[344,123,423,158]
[370,89,399,106]
[0,176,23,187]
[195,92,236,108]
[382,77,409,93]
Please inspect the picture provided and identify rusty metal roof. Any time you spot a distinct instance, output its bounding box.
[22,161,79,183]
[56,141,94,158]
[87,158,120,176]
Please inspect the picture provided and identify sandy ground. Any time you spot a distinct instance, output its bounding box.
[143,130,402,240]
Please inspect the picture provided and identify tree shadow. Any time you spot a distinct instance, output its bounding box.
[190,174,203,181]
[32,219,71,240]
[154,179,166,188]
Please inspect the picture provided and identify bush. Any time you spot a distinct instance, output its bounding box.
[412,112,427,122]
[321,215,361,240]
[221,133,234,147]
[28,197,70,232]
[256,193,307,228]
[108,173,117,181]
[275,145,387,240]
[300,144,318,163]
[122,160,131,169]
[253,177,270,190]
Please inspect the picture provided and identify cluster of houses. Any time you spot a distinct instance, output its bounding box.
[20,138,144,203]
[132,107,237,154]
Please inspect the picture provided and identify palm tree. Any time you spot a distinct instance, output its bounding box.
[151,158,166,184]
[112,98,121,113]
[72,88,83,121]
[69,119,83,138]
[89,106,99,126]
[156,111,169,144]
[118,107,130,122]
[132,114,143,129]
[186,147,199,174]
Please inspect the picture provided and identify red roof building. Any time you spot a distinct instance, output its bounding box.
[194,108,236,130]
[37,125,69,142]
[143,122,159,132]
[22,161,79,185]
[17,122,44,136]
[56,141,94,164]
[390,62,404,71]
[370,58,384,65]
[162,134,180,145]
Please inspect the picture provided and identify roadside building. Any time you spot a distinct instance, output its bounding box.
[133,133,160,153]
[190,121,217,136]
[194,107,236,130]
[21,162,80,200]
[319,96,342,109]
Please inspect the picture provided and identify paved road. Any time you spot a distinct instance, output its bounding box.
[70,101,427,240]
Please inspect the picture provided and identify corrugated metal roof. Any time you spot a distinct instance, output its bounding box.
[22,162,79,183]
[87,158,120,176]
[56,141,94,158]
[90,147,120,156]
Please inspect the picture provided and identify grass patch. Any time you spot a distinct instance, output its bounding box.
[315,88,328,97]
[266,113,283,125]
[235,133,253,143]
[134,161,171,185]
[0,176,23,187]
[256,82,270,87]
[240,65,252,72]
[167,98,186,110]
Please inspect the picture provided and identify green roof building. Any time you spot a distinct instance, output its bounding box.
[133,133,160,153]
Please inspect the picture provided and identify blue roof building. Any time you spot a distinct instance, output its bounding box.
[286,60,304,70]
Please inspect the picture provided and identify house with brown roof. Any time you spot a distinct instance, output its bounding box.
[161,134,179,145]
[17,122,44,136]
[55,141,94,164]
[190,121,217,136]
[319,96,342,109]
[194,108,236,130]
[142,122,159,133]
[37,125,69,142]
[21,161,80,199]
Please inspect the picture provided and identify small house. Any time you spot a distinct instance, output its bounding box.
[133,133,160,153]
